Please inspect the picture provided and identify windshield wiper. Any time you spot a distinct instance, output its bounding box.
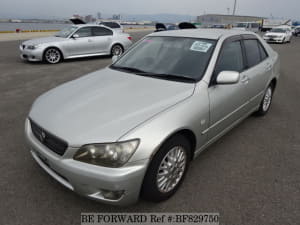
[110,65,147,74]
[110,65,196,83]
[138,73,196,83]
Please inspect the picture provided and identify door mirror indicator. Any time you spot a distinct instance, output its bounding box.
[216,71,240,85]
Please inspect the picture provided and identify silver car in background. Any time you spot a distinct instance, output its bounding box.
[20,24,132,64]
[25,29,280,205]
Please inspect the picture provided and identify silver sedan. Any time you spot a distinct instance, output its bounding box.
[20,24,132,64]
[25,29,280,205]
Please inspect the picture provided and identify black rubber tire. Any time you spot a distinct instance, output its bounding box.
[43,47,62,64]
[110,44,124,56]
[141,134,191,202]
[254,84,274,116]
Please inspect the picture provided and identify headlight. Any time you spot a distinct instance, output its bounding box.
[73,139,140,168]
[27,45,40,50]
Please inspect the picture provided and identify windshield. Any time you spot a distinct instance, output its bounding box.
[55,26,78,38]
[270,28,287,33]
[111,36,216,82]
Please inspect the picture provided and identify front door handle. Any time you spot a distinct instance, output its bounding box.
[241,75,250,84]
[88,39,93,42]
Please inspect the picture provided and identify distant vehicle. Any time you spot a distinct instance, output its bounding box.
[261,19,292,32]
[178,22,196,29]
[166,24,178,30]
[155,22,194,32]
[20,24,132,64]
[155,23,167,32]
[98,21,124,33]
[26,29,280,205]
[211,24,226,29]
[263,26,293,43]
[294,27,300,36]
[233,22,260,33]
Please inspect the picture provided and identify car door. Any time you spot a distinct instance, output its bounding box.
[91,27,113,54]
[62,27,95,56]
[206,37,250,139]
[241,37,272,108]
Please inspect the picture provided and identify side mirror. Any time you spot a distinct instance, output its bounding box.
[72,34,79,39]
[216,71,240,85]
[112,55,119,63]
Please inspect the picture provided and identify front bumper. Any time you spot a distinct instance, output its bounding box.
[19,45,44,62]
[25,119,148,205]
[263,37,285,43]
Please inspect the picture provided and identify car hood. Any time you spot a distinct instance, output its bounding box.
[23,36,66,45]
[29,68,195,147]
[265,32,285,37]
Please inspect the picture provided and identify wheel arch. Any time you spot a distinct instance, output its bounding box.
[110,43,124,53]
[149,128,197,162]
[270,77,277,90]
[43,46,64,61]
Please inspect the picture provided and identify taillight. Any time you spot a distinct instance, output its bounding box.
[128,36,132,41]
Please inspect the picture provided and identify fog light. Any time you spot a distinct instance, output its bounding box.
[100,189,124,200]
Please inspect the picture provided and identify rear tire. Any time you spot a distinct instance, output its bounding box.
[111,44,123,57]
[43,48,62,64]
[141,135,191,202]
[255,84,274,116]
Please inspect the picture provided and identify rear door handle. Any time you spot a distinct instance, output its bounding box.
[88,39,93,42]
[266,63,272,71]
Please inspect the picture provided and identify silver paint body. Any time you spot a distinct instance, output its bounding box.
[25,29,280,205]
[20,24,132,62]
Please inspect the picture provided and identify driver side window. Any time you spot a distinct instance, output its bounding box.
[74,27,92,38]
[214,40,244,78]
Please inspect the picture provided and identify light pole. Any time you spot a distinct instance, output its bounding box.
[233,0,237,15]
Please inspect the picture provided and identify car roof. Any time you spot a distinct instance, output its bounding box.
[274,25,291,29]
[72,24,114,30]
[148,28,255,40]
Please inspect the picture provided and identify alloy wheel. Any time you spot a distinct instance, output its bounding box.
[45,48,61,64]
[112,45,123,56]
[156,146,187,193]
[262,87,272,112]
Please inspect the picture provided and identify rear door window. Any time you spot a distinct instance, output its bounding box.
[258,42,268,61]
[243,39,261,68]
[92,27,113,36]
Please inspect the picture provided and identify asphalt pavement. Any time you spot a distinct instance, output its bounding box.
[0,30,299,225]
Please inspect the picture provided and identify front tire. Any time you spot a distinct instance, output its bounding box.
[43,48,62,64]
[141,135,191,202]
[255,84,274,116]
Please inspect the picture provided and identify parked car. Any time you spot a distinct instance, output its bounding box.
[211,24,226,29]
[25,29,280,205]
[233,22,260,33]
[263,26,293,43]
[293,26,300,36]
[98,21,124,33]
[155,22,195,32]
[20,24,132,64]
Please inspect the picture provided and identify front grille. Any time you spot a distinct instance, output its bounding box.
[30,119,68,156]
[268,35,277,39]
